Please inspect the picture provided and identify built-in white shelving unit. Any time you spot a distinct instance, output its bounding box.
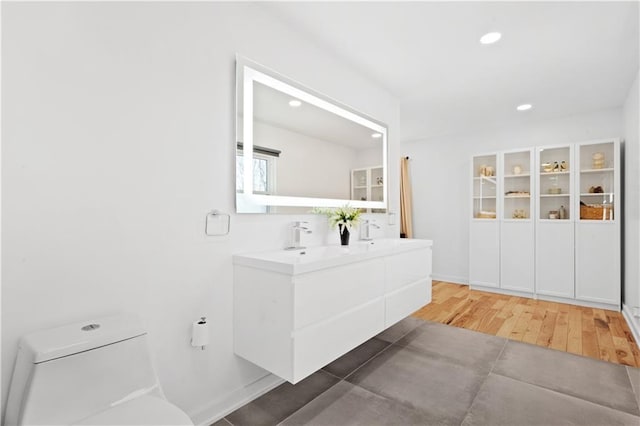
[469,139,621,311]
[351,166,384,213]
[470,153,500,288]
[575,140,620,306]
[501,148,535,293]
[535,144,575,299]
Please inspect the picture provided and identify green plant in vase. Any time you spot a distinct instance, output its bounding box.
[312,204,361,246]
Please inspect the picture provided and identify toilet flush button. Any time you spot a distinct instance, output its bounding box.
[81,324,100,331]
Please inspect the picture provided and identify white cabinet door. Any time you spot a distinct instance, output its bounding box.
[384,247,432,327]
[385,248,431,292]
[575,222,620,305]
[385,278,431,327]
[536,221,574,298]
[501,221,534,292]
[294,259,384,330]
[470,220,500,287]
[293,298,385,383]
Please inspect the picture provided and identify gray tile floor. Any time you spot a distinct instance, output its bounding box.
[217,318,640,426]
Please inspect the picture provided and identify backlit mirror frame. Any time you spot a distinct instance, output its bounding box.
[236,56,388,212]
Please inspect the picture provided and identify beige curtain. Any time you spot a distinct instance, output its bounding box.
[400,156,413,238]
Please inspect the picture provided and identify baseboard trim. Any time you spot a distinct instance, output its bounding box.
[468,285,620,311]
[191,373,284,426]
[432,274,468,285]
[469,285,533,299]
[536,294,619,311]
[622,304,640,346]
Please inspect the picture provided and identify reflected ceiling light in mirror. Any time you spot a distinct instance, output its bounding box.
[371,133,382,139]
[288,99,302,107]
[480,32,502,45]
[516,103,533,111]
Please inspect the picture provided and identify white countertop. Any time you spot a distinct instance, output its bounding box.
[233,238,433,275]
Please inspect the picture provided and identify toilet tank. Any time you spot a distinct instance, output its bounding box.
[5,314,165,425]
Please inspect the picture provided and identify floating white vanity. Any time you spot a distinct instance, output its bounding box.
[233,238,433,383]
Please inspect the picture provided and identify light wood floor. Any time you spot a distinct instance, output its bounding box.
[413,281,640,368]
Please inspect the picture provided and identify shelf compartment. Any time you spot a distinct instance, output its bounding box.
[580,168,614,174]
[473,176,498,183]
[540,171,570,176]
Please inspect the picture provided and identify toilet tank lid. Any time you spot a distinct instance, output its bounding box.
[21,313,146,364]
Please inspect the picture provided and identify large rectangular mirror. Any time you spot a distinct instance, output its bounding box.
[236,56,388,213]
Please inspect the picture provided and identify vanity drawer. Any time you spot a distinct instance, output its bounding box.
[293,259,384,330]
[385,248,431,292]
[292,297,385,382]
[385,278,431,327]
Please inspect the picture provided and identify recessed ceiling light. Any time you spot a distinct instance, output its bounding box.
[480,32,502,45]
[288,99,302,107]
[516,104,533,111]
[371,133,382,139]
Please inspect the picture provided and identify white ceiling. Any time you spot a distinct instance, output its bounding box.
[264,1,639,142]
[253,81,381,150]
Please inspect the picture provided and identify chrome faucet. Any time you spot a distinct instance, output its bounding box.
[285,221,312,250]
[360,219,381,241]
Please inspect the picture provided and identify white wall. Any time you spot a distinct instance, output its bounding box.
[353,146,384,170]
[623,69,640,336]
[402,108,623,284]
[1,3,400,423]
[254,122,355,199]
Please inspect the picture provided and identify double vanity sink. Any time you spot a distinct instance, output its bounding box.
[233,238,433,383]
[233,238,431,275]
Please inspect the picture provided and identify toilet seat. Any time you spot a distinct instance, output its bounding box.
[74,395,193,426]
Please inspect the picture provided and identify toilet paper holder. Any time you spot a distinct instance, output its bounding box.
[191,317,209,350]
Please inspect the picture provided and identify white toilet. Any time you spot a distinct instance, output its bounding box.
[5,313,194,425]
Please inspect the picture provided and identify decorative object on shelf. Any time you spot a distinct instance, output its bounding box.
[548,210,559,219]
[592,152,605,169]
[313,204,361,246]
[548,187,562,194]
[513,165,522,175]
[477,210,496,219]
[580,203,613,220]
[542,161,568,173]
[505,190,530,196]
[559,205,566,220]
[479,165,494,177]
[512,209,527,219]
[589,185,604,193]
[376,177,383,185]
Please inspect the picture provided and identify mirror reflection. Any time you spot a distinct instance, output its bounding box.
[235,58,387,213]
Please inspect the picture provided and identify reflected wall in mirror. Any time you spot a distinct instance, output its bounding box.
[236,56,388,214]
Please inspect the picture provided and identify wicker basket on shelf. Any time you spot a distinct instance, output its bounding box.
[580,204,614,220]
